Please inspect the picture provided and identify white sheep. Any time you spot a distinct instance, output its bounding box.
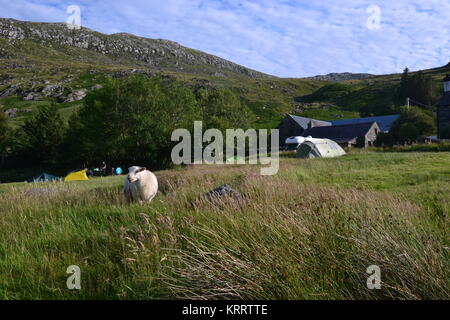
[124,166,158,204]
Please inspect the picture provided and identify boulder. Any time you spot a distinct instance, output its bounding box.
[65,89,87,102]
[41,84,62,96]
[204,184,241,199]
[5,108,17,117]
[23,92,38,101]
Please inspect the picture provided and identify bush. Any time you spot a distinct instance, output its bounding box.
[441,125,450,139]
[196,88,255,131]
[63,75,256,170]
[381,142,450,153]
[0,109,12,154]
[64,75,200,169]
[18,104,67,168]
[390,106,436,143]
[375,132,395,147]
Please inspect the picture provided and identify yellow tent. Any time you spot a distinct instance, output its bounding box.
[64,169,89,182]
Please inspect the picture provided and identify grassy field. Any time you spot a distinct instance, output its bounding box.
[0,151,448,299]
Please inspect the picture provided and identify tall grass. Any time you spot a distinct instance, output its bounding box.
[376,142,450,153]
[0,152,448,299]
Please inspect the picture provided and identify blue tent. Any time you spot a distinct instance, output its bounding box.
[27,173,61,183]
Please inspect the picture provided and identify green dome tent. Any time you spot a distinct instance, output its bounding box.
[27,173,61,183]
[296,138,346,159]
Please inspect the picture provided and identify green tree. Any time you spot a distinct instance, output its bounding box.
[68,75,200,169]
[441,125,450,139]
[398,67,410,102]
[196,88,255,131]
[397,123,420,144]
[0,110,12,168]
[0,109,12,153]
[374,132,395,147]
[398,69,438,108]
[21,104,66,168]
[390,106,436,143]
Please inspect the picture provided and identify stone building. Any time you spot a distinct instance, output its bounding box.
[301,121,381,148]
[276,114,331,146]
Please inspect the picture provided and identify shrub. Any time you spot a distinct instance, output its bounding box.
[19,104,67,168]
[390,106,436,143]
[441,125,450,139]
[0,108,12,154]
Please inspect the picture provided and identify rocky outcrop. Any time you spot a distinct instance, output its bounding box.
[0,80,88,102]
[0,18,269,79]
[306,72,374,82]
[204,184,242,199]
[64,89,86,102]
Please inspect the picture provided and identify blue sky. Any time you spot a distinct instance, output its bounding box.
[1,0,449,77]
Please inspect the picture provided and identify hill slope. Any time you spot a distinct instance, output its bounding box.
[305,72,374,82]
[0,19,332,128]
[0,18,449,129]
[0,18,269,78]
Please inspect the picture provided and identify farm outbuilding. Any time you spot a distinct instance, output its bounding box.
[277,114,399,149]
[330,114,400,133]
[301,121,380,148]
[277,114,331,147]
[296,138,346,159]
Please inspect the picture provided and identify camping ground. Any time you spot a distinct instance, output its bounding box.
[0,150,448,299]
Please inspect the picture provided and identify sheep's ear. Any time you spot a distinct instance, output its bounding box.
[138,166,147,172]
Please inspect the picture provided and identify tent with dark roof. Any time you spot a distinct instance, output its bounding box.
[27,173,61,183]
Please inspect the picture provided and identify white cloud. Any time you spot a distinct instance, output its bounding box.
[0,0,449,77]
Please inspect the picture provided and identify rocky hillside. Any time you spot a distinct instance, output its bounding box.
[0,18,328,129]
[0,18,268,78]
[1,18,448,130]
[306,72,374,82]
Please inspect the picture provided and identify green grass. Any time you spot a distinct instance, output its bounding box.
[378,142,450,153]
[294,107,360,121]
[0,151,448,299]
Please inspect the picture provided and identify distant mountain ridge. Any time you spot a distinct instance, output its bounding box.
[0,18,269,78]
[306,72,374,82]
[1,18,449,131]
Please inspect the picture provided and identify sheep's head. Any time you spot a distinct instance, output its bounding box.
[127,166,146,182]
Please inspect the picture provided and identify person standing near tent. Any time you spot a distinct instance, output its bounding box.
[100,161,107,176]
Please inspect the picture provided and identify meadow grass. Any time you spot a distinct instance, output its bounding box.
[0,151,448,299]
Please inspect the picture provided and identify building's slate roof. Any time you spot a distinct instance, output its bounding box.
[302,122,378,141]
[330,114,400,132]
[288,114,331,130]
[438,92,450,107]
